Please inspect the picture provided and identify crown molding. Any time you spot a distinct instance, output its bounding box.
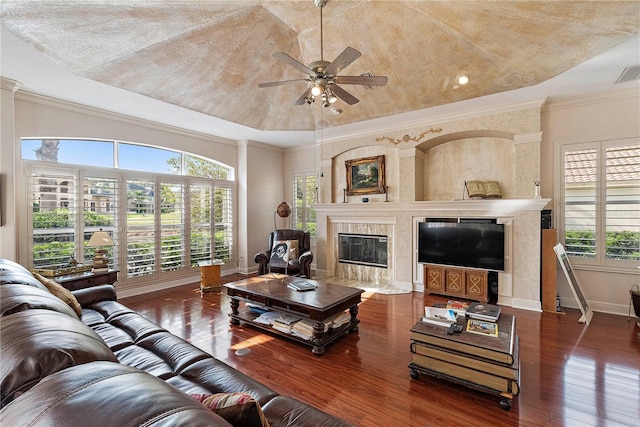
[14,90,238,147]
[320,98,548,143]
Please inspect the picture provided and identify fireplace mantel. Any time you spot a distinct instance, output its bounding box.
[313,199,551,312]
[313,199,550,214]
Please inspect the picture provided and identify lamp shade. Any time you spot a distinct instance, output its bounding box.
[276,202,292,218]
[87,230,114,247]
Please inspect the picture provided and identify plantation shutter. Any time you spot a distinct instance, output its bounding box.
[604,141,640,261]
[190,182,212,264]
[159,181,185,271]
[126,179,156,277]
[31,169,77,268]
[563,147,597,258]
[83,176,118,269]
[214,185,233,262]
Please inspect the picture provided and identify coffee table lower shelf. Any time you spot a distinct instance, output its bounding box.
[229,308,359,356]
[408,361,518,410]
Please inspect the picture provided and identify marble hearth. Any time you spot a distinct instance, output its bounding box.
[314,199,550,311]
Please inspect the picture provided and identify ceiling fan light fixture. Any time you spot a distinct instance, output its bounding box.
[311,84,324,96]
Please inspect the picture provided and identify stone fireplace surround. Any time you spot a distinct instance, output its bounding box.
[314,199,550,312]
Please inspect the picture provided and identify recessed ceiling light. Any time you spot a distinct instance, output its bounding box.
[457,75,469,85]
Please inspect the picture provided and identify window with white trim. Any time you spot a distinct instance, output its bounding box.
[560,137,639,269]
[23,138,235,277]
[291,173,317,238]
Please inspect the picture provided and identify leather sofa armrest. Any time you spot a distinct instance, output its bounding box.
[72,284,117,307]
[298,251,313,278]
[254,251,270,276]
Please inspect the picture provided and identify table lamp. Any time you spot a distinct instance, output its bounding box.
[87,229,114,271]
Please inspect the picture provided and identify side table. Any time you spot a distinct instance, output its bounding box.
[55,269,119,291]
[198,260,224,293]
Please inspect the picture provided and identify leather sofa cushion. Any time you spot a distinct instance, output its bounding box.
[0,309,117,407]
[177,359,279,406]
[261,395,353,427]
[0,362,233,427]
[0,283,79,319]
[0,271,48,291]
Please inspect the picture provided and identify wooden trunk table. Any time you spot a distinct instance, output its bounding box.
[224,275,363,355]
[409,314,520,410]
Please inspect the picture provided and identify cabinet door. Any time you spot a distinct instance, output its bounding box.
[465,270,488,301]
[444,268,465,297]
[424,265,445,294]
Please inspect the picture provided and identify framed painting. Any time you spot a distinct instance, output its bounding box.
[345,155,385,196]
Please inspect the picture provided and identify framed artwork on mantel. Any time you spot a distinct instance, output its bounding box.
[346,155,385,196]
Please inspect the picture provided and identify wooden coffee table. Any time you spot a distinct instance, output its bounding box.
[224,275,363,355]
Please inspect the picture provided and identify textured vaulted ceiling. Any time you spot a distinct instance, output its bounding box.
[1,1,639,133]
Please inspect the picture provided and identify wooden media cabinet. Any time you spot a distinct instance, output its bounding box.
[423,264,489,302]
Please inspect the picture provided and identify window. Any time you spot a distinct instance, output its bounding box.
[23,138,235,279]
[291,173,317,238]
[560,138,639,269]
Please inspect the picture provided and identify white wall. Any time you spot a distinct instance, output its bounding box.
[244,141,285,274]
[541,89,640,315]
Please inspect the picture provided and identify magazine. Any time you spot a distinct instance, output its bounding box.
[466,319,499,337]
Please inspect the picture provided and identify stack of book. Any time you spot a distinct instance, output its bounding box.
[271,313,302,334]
[287,278,317,291]
[466,302,501,322]
[446,300,471,317]
[290,311,351,340]
[329,311,351,328]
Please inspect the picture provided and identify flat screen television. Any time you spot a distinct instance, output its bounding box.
[418,220,505,271]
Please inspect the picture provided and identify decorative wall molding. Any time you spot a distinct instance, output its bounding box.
[375,128,443,145]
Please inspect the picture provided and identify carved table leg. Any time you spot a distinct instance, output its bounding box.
[311,321,326,356]
[229,298,240,325]
[349,305,360,333]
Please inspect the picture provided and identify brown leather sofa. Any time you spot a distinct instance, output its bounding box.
[0,259,350,427]
[254,229,313,278]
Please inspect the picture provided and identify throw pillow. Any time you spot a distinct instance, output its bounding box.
[33,272,82,316]
[191,393,270,427]
[285,240,299,259]
[270,240,290,267]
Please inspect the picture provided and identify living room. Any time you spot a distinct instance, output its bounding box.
[0,2,639,425]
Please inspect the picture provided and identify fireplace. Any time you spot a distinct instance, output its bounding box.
[338,233,388,268]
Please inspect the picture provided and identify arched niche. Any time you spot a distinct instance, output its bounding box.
[417,130,517,201]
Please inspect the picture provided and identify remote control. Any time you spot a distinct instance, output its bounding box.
[447,323,463,335]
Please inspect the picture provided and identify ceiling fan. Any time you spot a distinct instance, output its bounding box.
[258,0,388,107]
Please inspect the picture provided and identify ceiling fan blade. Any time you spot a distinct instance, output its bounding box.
[330,84,359,105]
[273,52,315,76]
[295,87,313,105]
[334,75,388,86]
[258,79,310,88]
[324,47,361,76]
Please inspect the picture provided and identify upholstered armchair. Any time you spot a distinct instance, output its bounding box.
[254,229,313,278]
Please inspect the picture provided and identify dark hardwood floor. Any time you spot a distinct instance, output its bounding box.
[121,274,640,427]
